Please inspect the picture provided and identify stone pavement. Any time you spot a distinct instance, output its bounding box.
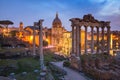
[52,61,89,80]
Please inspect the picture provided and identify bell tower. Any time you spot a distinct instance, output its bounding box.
[19,22,23,31]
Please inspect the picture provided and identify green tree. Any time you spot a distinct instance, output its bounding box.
[0,20,14,36]
[43,40,48,47]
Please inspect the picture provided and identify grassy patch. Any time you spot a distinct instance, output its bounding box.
[0,48,62,80]
[15,72,40,80]
[0,59,17,67]
[0,57,40,76]
[0,48,26,54]
[16,57,40,73]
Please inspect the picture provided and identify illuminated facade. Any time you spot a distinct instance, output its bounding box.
[15,13,119,56]
[0,26,18,37]
[61,31,71,56]
[51,13,67,51]
[60,29,109,56]
[111,31,120,50]
[17,25,48,46]
[16,13,67,49]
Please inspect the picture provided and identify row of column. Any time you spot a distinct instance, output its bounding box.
[72,25,111,56]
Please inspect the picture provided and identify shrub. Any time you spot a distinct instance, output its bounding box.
[17,58,39,73]
[63,61,70,67]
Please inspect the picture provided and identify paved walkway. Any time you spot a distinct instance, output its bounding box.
[52,61,88,80]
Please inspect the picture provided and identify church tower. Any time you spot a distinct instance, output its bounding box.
[19,22,24,31]
[52,12,62,28]
[51,12,66,51]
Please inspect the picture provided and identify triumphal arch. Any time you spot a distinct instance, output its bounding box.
[69,14,111,70]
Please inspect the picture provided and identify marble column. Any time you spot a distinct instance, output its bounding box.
[76,26,80,57]
[107,26,110,54]
[74,26,77,55]
[101,26,105,53]
[96,27,99,53]
[91,26,94,53]
[33,22,37,56]
[79,27,81,56]
[84,26,87,54]
[38,19,44,70]
[72,25,74,54]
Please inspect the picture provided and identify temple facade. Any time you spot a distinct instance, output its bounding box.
[70,14,111,56]
[69,14,111,71]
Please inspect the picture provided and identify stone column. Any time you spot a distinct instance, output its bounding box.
[40,72,46,80]
[38,19,44,70]
[96,27,99,53]
[107,26,110,54]
[101,26,105,53]
[74,26,77,55]
[91,26,94,53]
[76,26,80,57]
[72,25,74,54]
[79,26,81,56]
[84,26,87,54]
[33,22,37,56]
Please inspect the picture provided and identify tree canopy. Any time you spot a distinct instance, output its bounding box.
[43,40,48,47]
[0,20,14,25]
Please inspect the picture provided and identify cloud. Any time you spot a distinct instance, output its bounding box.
[106,15,120,30]
[98,0,120,16]
[89,0,106,3]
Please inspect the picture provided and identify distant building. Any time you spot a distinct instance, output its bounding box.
[0,26,19,37]
[51,13,67,51]
[16,13,67,51]
[111,31,120,50]
[17,24,48,46]
[15,13,120,56]
[61,31,71,56]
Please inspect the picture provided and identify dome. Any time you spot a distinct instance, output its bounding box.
[52,13,62,25]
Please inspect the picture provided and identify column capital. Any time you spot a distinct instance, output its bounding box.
[90,26,94,28]
[38,19,44,26]
[101,26,105,29]
[71,24,75,27]
[78,26,82,28]
[84,25,88,27]
[95,26,99,28]
[107,26,111,29]
[34,22,38,26]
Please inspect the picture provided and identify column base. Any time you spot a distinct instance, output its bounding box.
[38,72,46,80]
[69,55,82,71]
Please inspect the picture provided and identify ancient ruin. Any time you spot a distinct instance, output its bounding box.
[69,14,111,71]
[70,14,111,56]
[69,14,120,80]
